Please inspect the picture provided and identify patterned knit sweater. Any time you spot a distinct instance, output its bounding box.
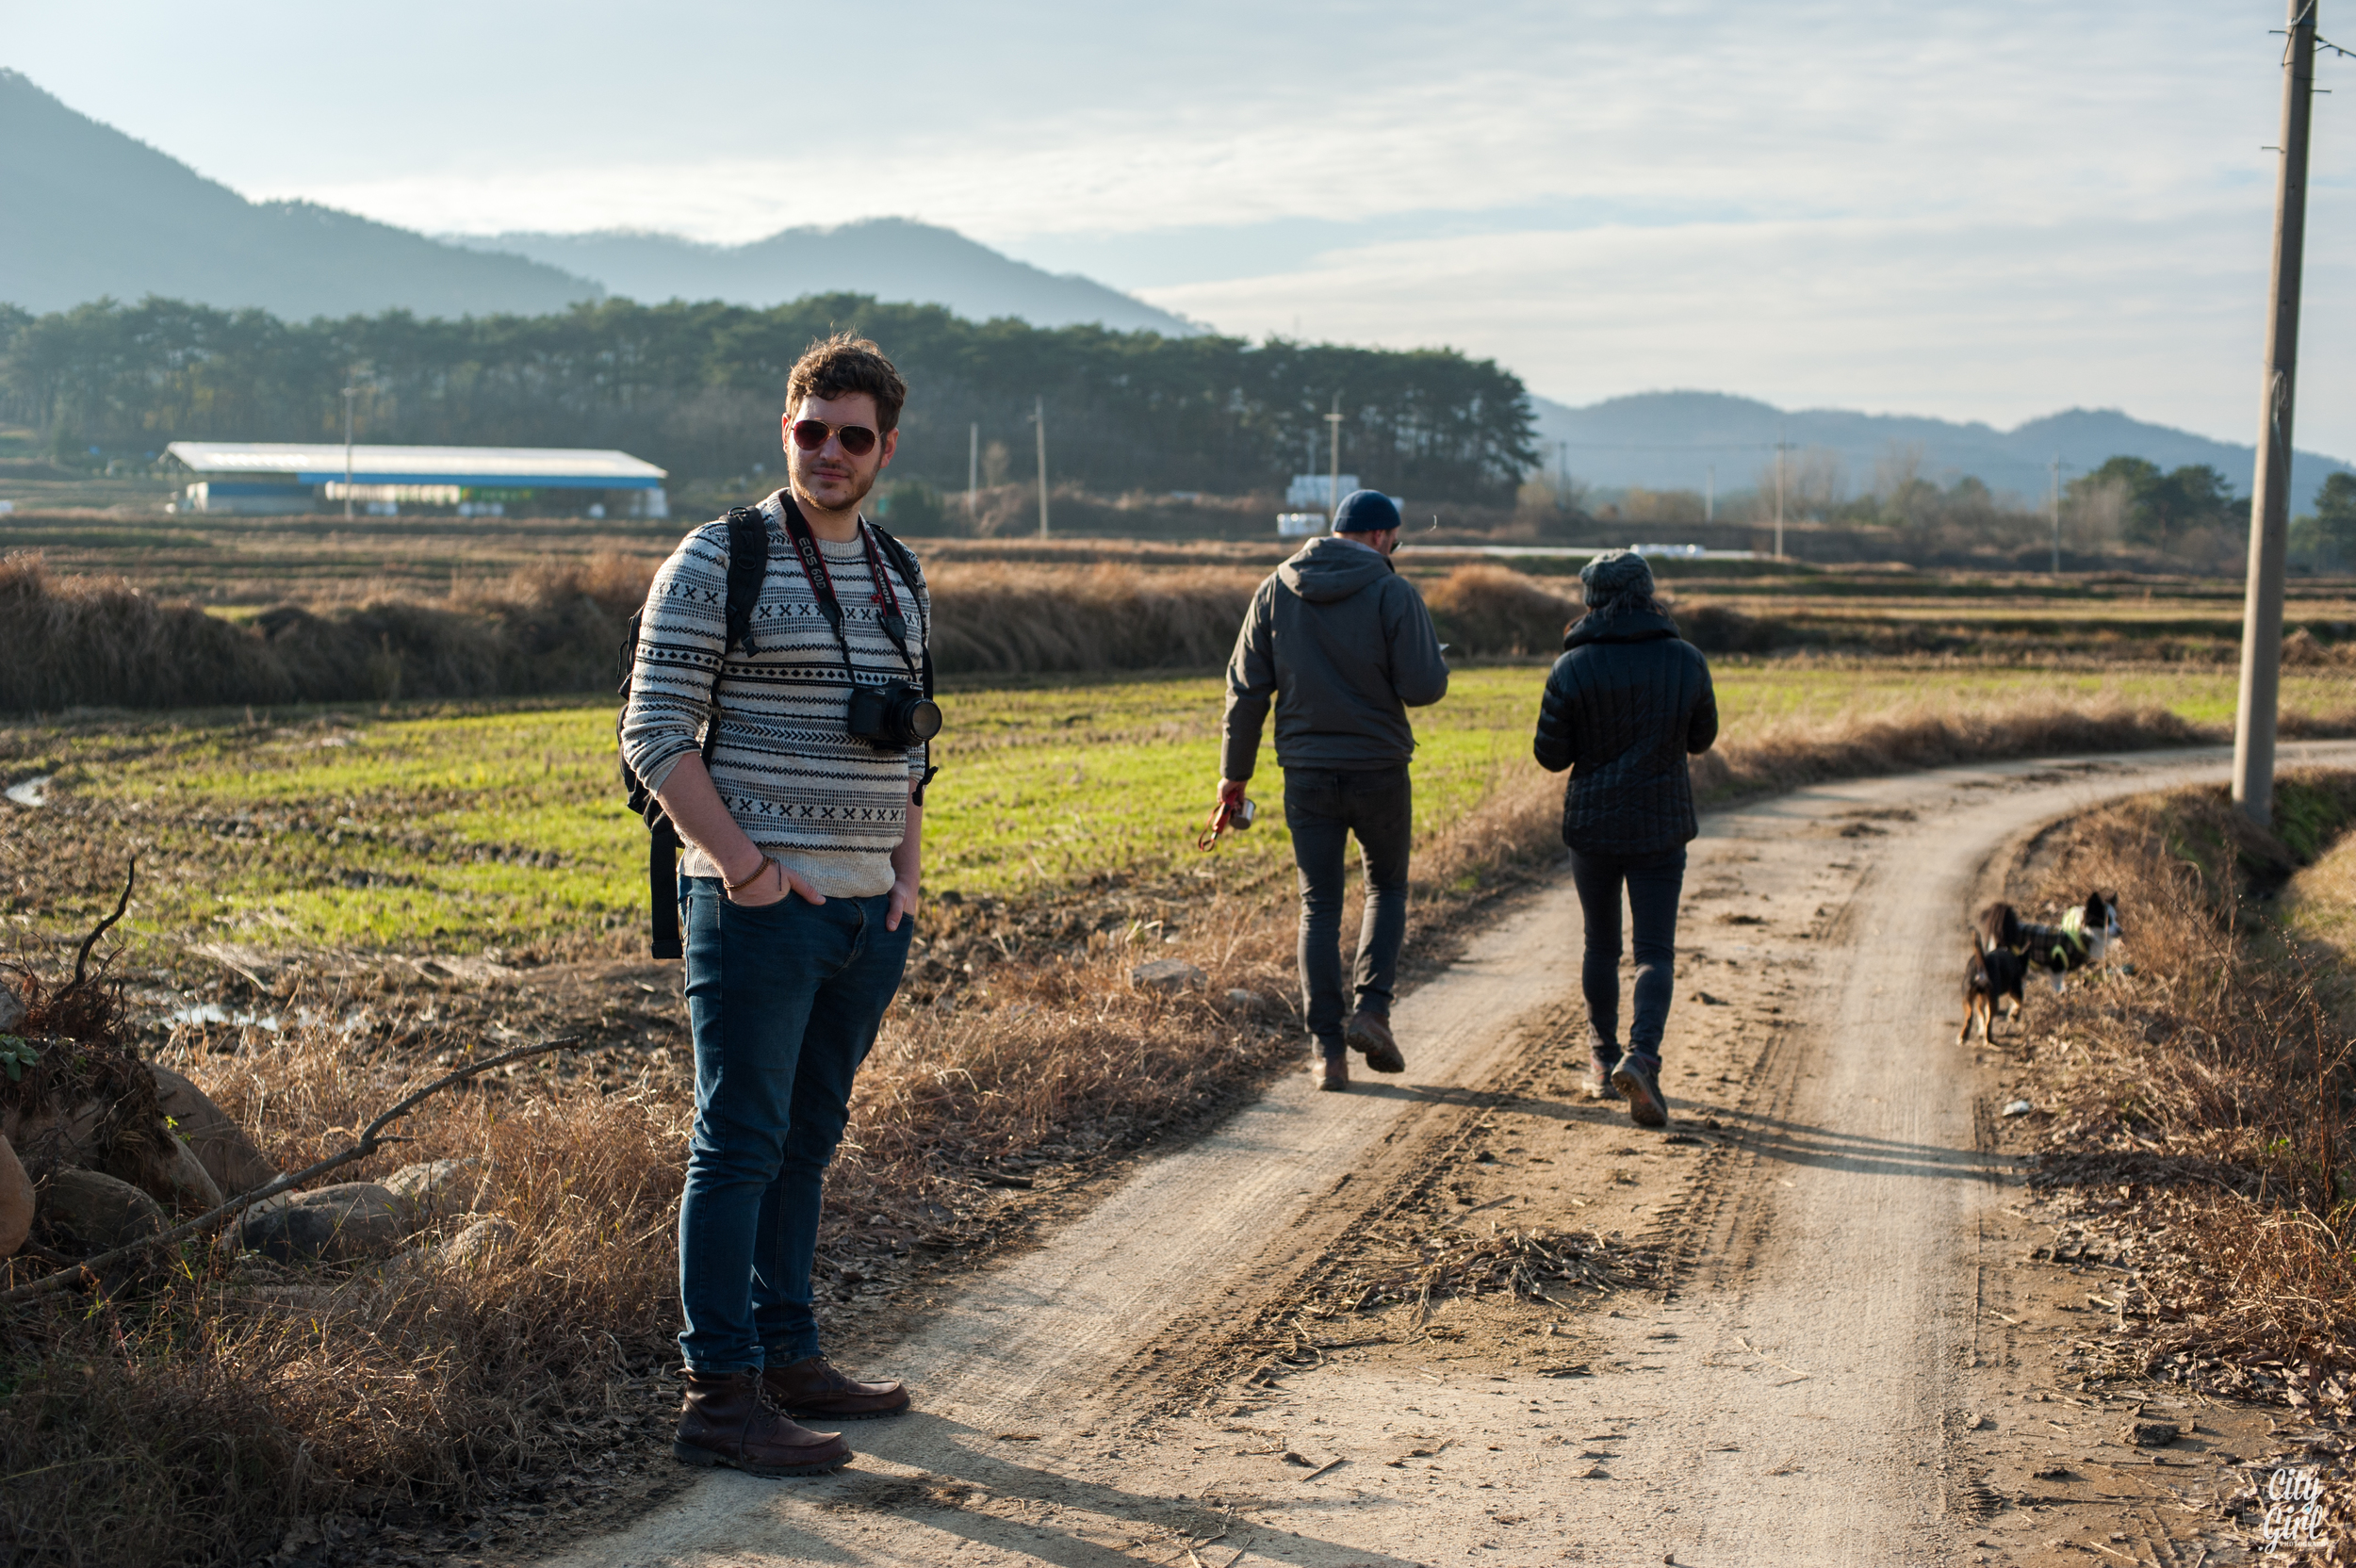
[620,491,930,897]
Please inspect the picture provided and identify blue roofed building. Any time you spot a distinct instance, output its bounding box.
[163,442,668,518]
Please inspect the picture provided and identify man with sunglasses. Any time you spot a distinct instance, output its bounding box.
[621,333,929,1478]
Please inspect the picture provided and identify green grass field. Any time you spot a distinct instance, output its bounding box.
[4,662,2344,956]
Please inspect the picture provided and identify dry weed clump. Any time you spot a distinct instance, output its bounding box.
[1986,772,2356,1413]
[924,563,1257,676]
[0,1007,691,1566]
[1308,1219,1658,1319]
[0,552,651,711]
[1422,565,1579,658]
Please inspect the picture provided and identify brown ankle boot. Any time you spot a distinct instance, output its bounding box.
[763,1355,911,1420]
[673,1370,852,1477]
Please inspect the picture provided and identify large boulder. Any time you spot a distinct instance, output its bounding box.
[0,1134,30,1257]
[382,1158,487,1224]
[149,1064,278,1198]
[41,1168,168,1252]
[0,982,24,1034]
[235,1183,410,1263]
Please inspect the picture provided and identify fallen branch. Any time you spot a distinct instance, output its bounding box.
[68,856,137,992]
[0,1036,579,1304]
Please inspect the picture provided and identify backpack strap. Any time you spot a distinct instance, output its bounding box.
[863,522,941,805]
[634,509,770,960]
[721,506,769,657]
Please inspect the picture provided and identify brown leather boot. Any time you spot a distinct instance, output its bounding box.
[673,1370,853,1476]
[1345,1010,1406,1072]
[1313,1053,1350,1091]
[762,1355,911,1420]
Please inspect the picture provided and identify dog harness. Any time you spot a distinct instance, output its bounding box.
[2050,906,2089,969]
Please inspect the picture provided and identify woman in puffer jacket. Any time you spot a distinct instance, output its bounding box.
[1531,550,1718,1127]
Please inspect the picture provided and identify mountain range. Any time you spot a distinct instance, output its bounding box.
[0,70,592,319]
[447,222,1197,335]
[0,69,1187,333]
[1527,391,2355,516]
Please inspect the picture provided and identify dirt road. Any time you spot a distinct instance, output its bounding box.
[548,742,2356,1568]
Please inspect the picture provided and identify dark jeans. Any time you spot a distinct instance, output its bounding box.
[1567,844,1687,1065]
[677,878,911,1374]
[1284,765,1414,1055]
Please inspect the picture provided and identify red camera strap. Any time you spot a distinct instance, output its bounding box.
[776,495,917,679]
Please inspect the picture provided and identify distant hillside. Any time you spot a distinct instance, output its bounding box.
[1529,390,2356,515]
[0,70,599,319]
[455,220,1199,335]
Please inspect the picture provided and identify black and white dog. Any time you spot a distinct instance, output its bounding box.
[1957,890,2123,1044]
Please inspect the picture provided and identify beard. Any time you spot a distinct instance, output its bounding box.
[791,457,880,514]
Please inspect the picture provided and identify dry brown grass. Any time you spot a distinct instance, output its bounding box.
[926,563,1255,676]
[0,552,1267,710]
[1695,699,2219,801]
[1988,772,2356,1412]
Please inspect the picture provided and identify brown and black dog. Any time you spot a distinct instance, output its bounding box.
[1958,890,2123,1044]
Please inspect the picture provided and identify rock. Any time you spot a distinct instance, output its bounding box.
[1223,988,1273,1014]
[2001,1100,2035,1118]
[1131,958,1207,994]
[149,1063,279,1197]
[434,1216,515,1269]
[0,983,23,1034]
[0,1134,30,1257]
[2125,1419,2182,1448]
[41,1168,168,1251]
[383,1157,487,1223]
[235,1182,410,1263]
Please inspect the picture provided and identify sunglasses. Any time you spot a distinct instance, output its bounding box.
[790,418,880,458]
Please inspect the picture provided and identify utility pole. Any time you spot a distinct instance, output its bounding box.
[1706,464,1715,524]
[967,421,978,521]
[1325,394,1344,523]
[1033,396,1050,539]
[2233,0,2318,829]
[1774,433,1790,559]
[2049,455,2063,574]
[342,381,358,519]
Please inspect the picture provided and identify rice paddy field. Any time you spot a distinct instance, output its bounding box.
[4,660,2348,960]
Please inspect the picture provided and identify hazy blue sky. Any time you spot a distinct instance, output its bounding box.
[8,1,2350,456]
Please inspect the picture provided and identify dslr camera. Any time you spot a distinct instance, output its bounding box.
[847,679,942,750]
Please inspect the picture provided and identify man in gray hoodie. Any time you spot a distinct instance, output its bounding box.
[1218,490,1450,1090]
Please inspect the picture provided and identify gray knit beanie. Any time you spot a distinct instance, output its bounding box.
[1579,549,1656,606]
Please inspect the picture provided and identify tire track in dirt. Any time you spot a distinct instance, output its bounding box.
[548,742,2356,1568]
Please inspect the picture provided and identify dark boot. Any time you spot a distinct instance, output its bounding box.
[1345,1010,1406,1073]
[763,1355,911,1420]
[673,1370,852,1477]
[1314,1051,1350,1091]
[1587,1046,1624,1101]
[1611,1054,1669,1129]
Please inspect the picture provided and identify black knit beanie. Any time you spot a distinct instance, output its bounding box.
[1579,548,1656,606]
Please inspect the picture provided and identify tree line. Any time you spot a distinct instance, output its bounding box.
[0,296,1538,502]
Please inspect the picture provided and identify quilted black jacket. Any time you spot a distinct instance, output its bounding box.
[1531,609,1719,858]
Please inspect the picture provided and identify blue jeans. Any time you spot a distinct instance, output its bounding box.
[1567,845,1687,1064]
[677,878,912,1374]
[1284,764,1414,1054]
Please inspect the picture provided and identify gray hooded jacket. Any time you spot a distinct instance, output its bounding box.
[1220,535,1449,780]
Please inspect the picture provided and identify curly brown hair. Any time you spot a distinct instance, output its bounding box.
[786,333,908,433]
